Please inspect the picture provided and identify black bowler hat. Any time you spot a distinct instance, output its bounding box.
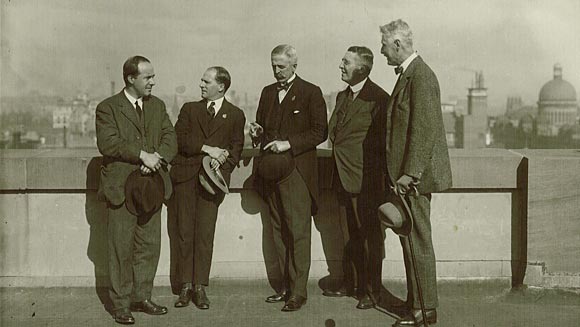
[199,156,229,195]
[124,169,165,225]
[256,151,295,182]
[377,189,414,237]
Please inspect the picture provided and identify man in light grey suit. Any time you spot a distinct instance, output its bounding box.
[380,20,452,326]
[326,46,389,309]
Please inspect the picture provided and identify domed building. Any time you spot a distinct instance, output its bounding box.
[537,64,578,136]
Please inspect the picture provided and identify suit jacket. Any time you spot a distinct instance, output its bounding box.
[328,79,389,194]
[96,91,177,206]
[170,99,246,186]
[254,75,328,214]
[385,56,452,194]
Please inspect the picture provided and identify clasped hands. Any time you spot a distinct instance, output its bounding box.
[203,145,229,170]
[140,151,164,175]
[394,174,420,196]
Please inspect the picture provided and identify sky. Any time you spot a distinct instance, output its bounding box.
[1,0,580,115]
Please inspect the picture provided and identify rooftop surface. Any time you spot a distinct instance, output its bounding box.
[2,279,579,327]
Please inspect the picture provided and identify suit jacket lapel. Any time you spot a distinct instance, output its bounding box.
[116,93,143,134]
[280,80,297,107]
[279,77,300,125]
[196,102,211,137]
[340,79,375,127]
[207,100,231,137]
[143,97,155,132]
[386,57,421,149]
[328,89,347,142]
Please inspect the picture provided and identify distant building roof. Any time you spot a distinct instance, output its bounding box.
[539,64,577,102]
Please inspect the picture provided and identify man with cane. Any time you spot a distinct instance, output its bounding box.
[378,20,452,326]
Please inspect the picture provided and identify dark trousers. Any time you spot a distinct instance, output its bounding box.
[108,203,161,311]
[337,190,385,299]
[265,168,312,298]
[400,193,438,309]
[172,177,224,286]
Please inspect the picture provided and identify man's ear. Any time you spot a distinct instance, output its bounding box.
[394,39,402,49]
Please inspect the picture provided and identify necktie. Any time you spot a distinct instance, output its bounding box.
[135,101,143,121]
[277,81,294,92]
[207,101,216,117]
[394,66,403,75]
[336,88,353,127]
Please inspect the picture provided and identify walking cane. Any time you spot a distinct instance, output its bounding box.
[379,180,429,327]
[398,185,429,327]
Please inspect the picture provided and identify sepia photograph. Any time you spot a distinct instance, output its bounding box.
[1,0,579,326]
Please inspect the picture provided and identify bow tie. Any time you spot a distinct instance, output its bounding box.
[277,81,293,92]
[394,66,403,75]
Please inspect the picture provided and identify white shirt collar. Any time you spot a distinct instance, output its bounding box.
[349,77,368,98]
[123,89,142,109]
[285,74,296,86]
[399,52,418,74]
[206,96,225,116]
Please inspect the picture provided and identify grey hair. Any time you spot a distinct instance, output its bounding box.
[271,44,298,65]
[379,19,413,48]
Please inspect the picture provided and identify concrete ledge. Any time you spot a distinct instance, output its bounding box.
[0,148,524,191]
[2,149,580,290]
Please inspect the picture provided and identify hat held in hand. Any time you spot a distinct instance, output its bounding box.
[377,186,416,236]
[125,169,165,225]
[199,156,229,195]
[256,150,295,182]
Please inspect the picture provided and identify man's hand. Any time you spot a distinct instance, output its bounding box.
[140,165,152,175]
[396,174,416,195]
[202,145,227,160]
[210,158,220,170]
[140,151,162,172]
[210,150,229,170]
[264,140,291,153]
[249,122,264,138]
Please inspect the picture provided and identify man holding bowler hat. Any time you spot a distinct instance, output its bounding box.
[379,19,452,326]
[96,55,177,325]
[170,66,246,310]
[250,44,328,312]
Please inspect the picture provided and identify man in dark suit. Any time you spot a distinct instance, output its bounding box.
[326,46,390,309]
[96,56,177,325]
[170,66,246,310]
[379,20,452,326]
[250,44,328,312]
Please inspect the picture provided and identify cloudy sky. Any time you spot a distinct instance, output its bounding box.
[2,0,579,114]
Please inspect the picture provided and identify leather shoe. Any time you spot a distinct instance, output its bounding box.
[322,286,348,297]
[265,290,288,303]
[129,299,168,315]
[385,303,411,318]
[356,294,375,309]
[174,286,192,308]
[113,308,135,325]
[393,309,437,326]
[192,285,210,309]
[281,295,307,312]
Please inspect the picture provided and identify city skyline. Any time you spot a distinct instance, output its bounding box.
[2,0,580,115]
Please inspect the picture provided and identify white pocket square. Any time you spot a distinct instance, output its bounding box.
[293,110,300,114]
